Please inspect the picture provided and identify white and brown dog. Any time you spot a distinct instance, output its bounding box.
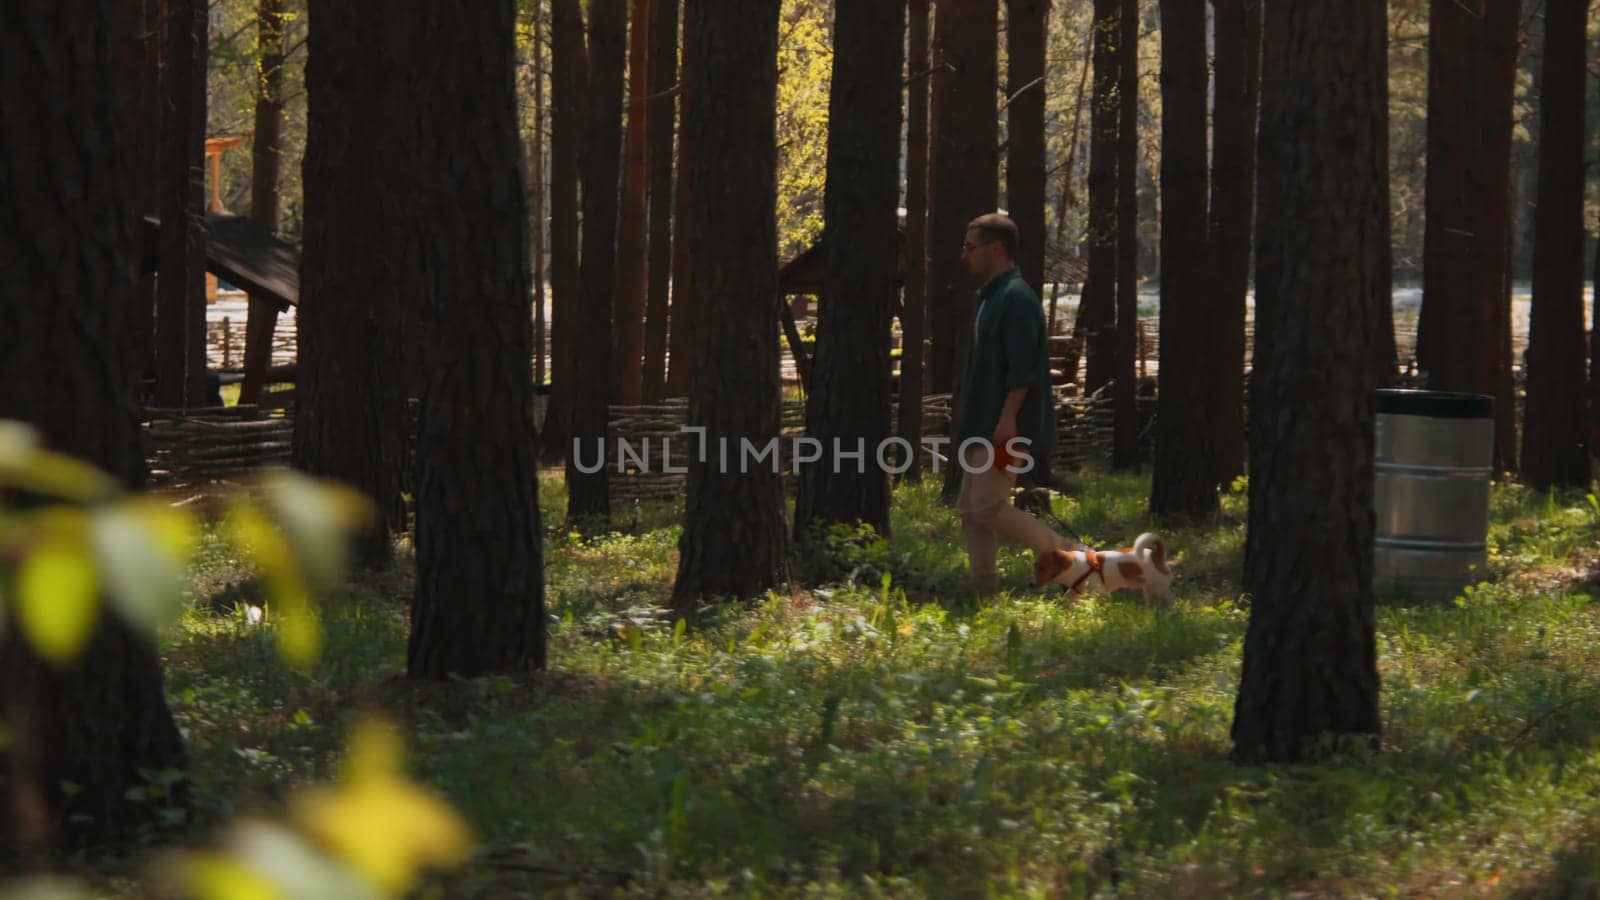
[1032,532,1175,607]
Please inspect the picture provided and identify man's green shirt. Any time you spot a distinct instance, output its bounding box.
[952,265,1056,465]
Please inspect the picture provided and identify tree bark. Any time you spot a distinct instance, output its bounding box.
[1417,0,1520,471]
[1520,0,1592,490]
[1081,0,1120,395]
[927,0,999,397]
[407,0,546,678]
[1149,0,1217,518]
[543,0,587,459]
[1110,0,1140,469]
[155,0,208,409]
[670,0,788,612]
[793,0,905,544]
[240,0,287,407]
[1232,0,1387,763]
[568,0,627,523]
[1006,0,1047,293]
[930,0,998,500]
[0,0,188,848]
[897,0,932,482]
[613,0,652,405]
[295,0,416,566]
[1206,0,1260,483]
[532,3,548,391]
[121,0,162,401]
[665,0,697,398]
[641,0,679,402]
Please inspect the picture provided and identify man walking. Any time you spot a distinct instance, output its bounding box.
[952,213,1078,593]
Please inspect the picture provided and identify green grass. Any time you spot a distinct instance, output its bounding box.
[155,469,1600,897]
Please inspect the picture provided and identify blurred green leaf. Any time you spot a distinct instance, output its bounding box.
[90,501,196,635]
[261,471,373,587]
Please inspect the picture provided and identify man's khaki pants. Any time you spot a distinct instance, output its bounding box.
[955,442,1071,591]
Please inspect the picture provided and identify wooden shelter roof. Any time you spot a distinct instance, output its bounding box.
[141,213,299,310]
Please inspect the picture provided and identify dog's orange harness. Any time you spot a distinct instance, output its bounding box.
[1065,548,1106,593]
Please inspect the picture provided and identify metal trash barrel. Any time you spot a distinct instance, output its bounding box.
[1373,389,1494,601]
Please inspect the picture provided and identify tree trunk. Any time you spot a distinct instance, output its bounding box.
[1417,0,1520,470]
[1006,0,1047,293]
[1110,0,1140,469]
[543,0,587,459]
[666,1,697,398]
[1149,0,1217,518]
[0,0,187,849]
[897,0,932,482]
[121,0,162,402]
[1520,0,1592,490]
[927,0,999,397]
[295,0,416,566]
[1081,0,1120,395]
[155,0,208,409]
[641,0,679,402]
[1232,0,1387,763]
[533,3,548,391]
[793,0,905,544]
[568,0,627,523]
[613,0,652,405]
[929,0,998,500]
[1206,0,1260,484]
[240,0,286,407]
[407,0,546,678]
[670,0,788,612]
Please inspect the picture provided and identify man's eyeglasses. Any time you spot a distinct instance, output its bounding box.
[961,240,996,254]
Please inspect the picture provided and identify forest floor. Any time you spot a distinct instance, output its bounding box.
[101,469,1600,896]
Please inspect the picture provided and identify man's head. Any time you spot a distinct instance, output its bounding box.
[961,212,1019,282]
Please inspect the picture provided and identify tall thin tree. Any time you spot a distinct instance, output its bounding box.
[1149,0,1218,517]
[408,0,546,678]
[1110,0,1140,468]
[1417,0,1520,471]
[929,0,999,499]
[0,0,188,847]
[794,0,906,545]
[1006,0,1048,294]
[240,0,287,407]
[927,0,999,396]
[156,0,208,409]
[670,0,788,612]
[1521,0,1592,489]
[666,2,697,398]
[568,0,627,523]
[642,0,680,402]
[1081,0,1120,395]
[1206,0,1260,483]
[295,0,414,567]
[614,0,653,405]
[543,0,587,458]
[897,0,933,482]
[1232,0,1389,763]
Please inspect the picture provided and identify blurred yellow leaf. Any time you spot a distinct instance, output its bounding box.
[291,719,473,893]
[223,499,320,669]
[181,853,284,900]
[16,535,100,665]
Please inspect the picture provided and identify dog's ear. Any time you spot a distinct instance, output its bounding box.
[1033,548,1071,586]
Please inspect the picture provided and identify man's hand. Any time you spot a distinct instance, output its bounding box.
[993,414,1019,467]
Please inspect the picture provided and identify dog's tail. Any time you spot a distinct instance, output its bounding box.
[1133,532,1170,575]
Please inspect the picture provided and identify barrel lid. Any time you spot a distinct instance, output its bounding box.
[1373,389,1493,420]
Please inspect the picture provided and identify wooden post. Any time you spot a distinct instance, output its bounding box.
[1137,318,1148,380]
[222,315,232,368]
